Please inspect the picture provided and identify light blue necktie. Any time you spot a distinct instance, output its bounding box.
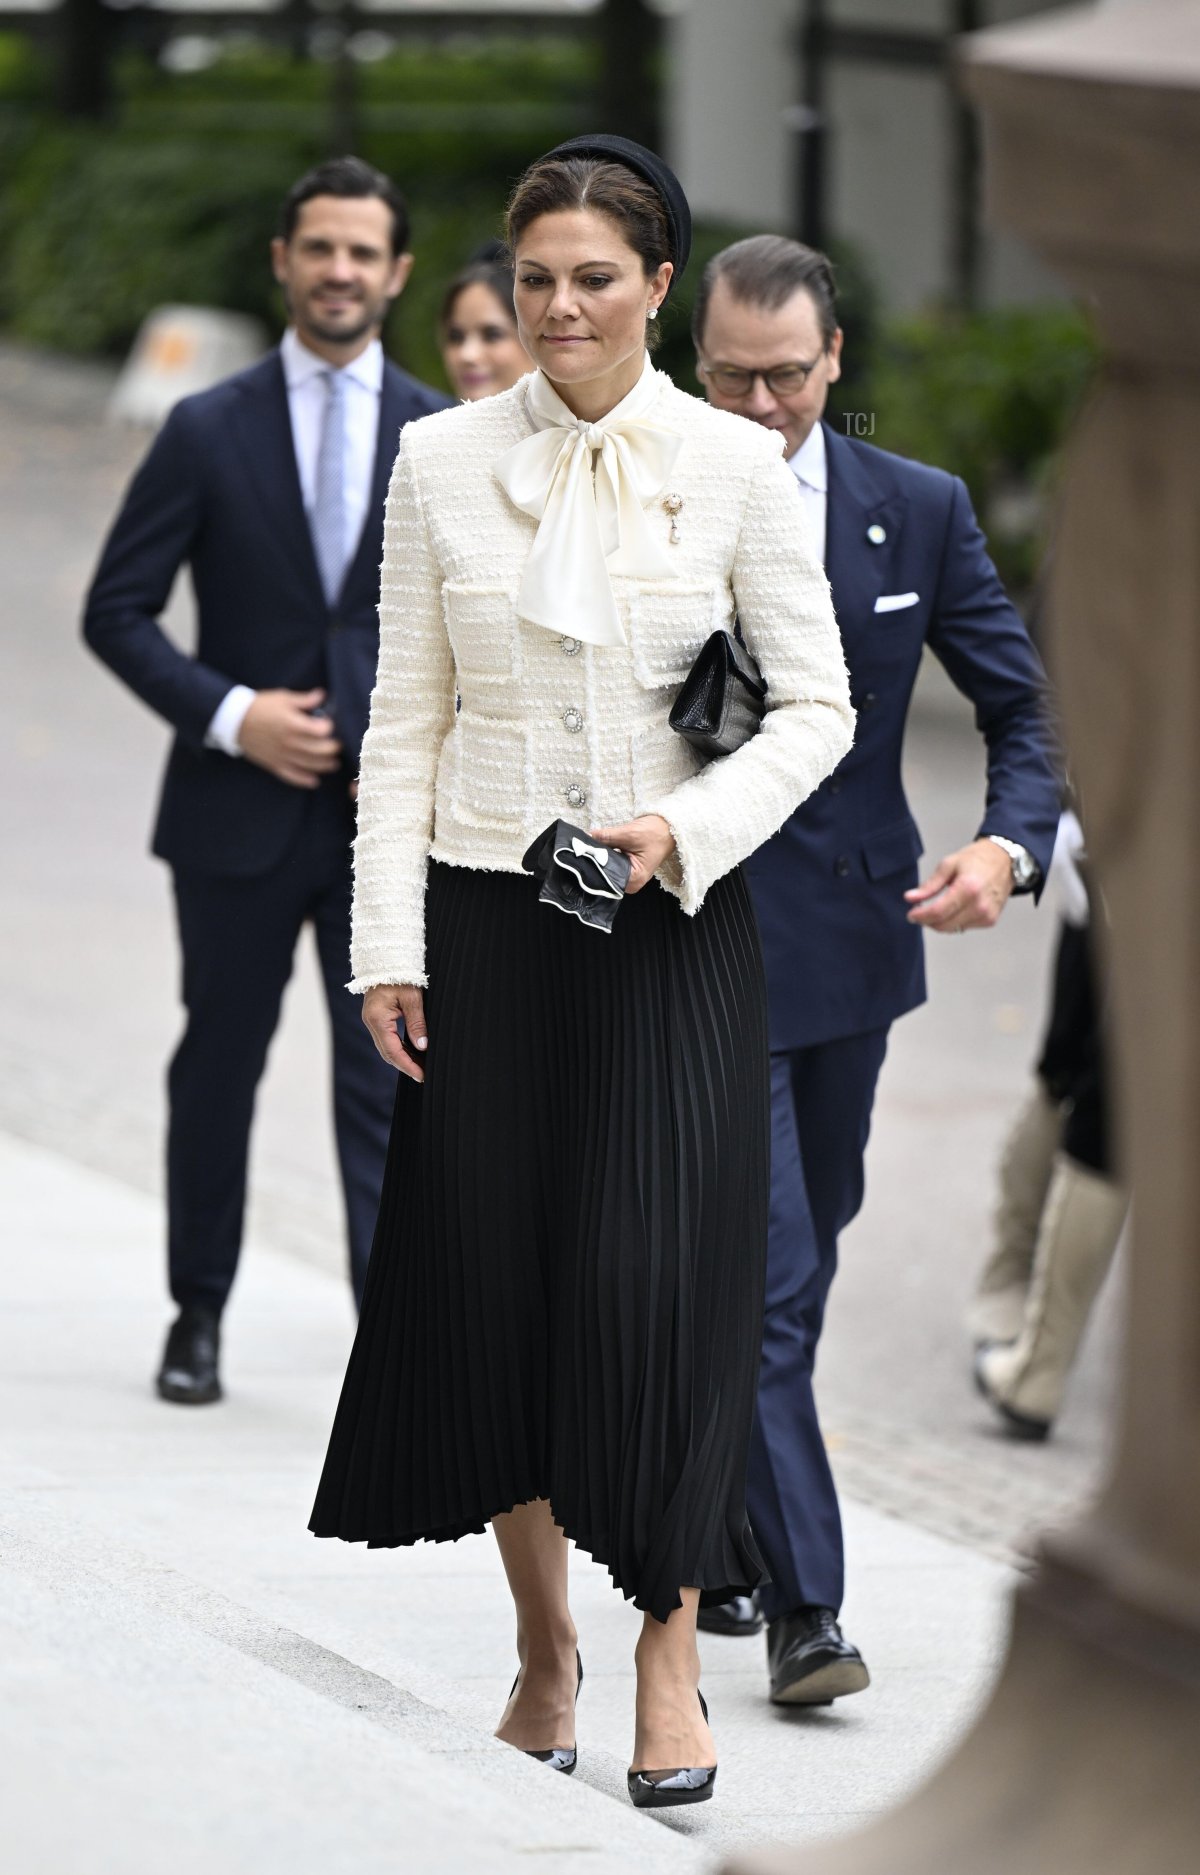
[312,367,348,605]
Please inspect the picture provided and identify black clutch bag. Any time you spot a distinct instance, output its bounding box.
[521,820,632,934]
[669,627,767,759]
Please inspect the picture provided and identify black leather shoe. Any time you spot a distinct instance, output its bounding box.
[627,1689,717,1809]
[697,1593,763,1638]
[156,1307,222,1405]
[508,1650,582,1774]
[768,1607,870,1705]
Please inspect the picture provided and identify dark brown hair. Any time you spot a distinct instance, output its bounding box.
[692,235,839,351]
[439,258,517,335]
[505,157,671,348]
[280,156,410,260]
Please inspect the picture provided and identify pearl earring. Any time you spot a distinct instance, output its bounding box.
[648,307,658,321]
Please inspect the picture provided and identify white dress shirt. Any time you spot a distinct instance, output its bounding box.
[787,420,828,569]
[205,329,385,756]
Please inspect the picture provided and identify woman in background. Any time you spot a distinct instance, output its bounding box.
[439,247,533,401]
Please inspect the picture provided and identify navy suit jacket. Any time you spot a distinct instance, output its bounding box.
[745,421,1059,1052]
[83,349,449,878]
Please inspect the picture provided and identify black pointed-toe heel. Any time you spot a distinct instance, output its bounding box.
[627,1689,717,1810]
[508,1650,583,1775]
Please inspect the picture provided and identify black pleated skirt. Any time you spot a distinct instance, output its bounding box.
[309,859,770,1622]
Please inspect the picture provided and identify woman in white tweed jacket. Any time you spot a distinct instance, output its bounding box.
[310,136,853,1809]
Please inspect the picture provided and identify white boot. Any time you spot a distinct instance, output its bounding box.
[967,1082,1062,1346]
[976,1152,1128,1438]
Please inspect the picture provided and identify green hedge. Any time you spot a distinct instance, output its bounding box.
[860,306,1098,589]
[0,35,595,378]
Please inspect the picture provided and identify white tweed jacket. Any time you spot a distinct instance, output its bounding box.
[349,369,854,992]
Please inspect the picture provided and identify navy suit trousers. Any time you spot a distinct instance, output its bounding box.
[166,780,395,1313]
[749,1026,890,1622]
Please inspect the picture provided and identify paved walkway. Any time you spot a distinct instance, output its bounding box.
[2,1129,1013,1873]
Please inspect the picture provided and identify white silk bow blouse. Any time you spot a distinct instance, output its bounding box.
[492,354,683,648]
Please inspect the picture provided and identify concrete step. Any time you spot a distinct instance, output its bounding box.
[1,1491,701,1875]
[0,1131,1015,1872]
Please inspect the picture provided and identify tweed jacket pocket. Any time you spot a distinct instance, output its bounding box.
[630,718,703,815]
[626,581,722,690]
[452,714,530,832]
[443,583,520,686]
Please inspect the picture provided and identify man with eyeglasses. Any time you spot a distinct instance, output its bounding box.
[693,236,1059,1708]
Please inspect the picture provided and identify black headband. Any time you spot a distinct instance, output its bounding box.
[545,133,692,299]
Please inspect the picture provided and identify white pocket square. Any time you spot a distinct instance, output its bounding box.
[875,591,919,613]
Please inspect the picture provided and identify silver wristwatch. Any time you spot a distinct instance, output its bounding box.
[987,834,1039,893]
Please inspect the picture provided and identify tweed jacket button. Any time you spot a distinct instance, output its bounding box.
[563,707,584,733]
[564,782,587,809]
[560,635,582,656]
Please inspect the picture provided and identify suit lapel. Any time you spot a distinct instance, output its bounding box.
[341,364,405,606]
[822,421,906,653]
[232,352,325,604]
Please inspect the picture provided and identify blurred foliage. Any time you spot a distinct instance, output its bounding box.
[0,132,304,353]
[0,28,41,99]
[861,306,1099,589]
[0,34,595,376]
[0,32,1096,585]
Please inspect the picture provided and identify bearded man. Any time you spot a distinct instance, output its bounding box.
[84,157,448,1403]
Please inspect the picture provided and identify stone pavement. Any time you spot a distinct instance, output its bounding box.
[2,1129,1013,1873]
[0,340,1123,1868]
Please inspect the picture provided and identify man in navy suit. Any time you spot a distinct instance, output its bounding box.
[84,157,449,1405]
[692,237,1059,1702]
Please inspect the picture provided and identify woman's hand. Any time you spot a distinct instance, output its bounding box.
[587,814,676,894]
[362,984,429,1083]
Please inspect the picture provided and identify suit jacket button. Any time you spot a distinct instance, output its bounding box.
[329,615,344,634]
[828,777,842,795]
[861,691,878,711]
[834,855,850,878]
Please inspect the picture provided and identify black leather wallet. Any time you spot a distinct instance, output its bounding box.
[521,820,632,933]
[669,626,767,759]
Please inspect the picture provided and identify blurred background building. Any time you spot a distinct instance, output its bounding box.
[671,0,1068,311]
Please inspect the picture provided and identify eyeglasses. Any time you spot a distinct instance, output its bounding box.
[697,357,822,397]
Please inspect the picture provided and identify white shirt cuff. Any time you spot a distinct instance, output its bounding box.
[204,685,257,757]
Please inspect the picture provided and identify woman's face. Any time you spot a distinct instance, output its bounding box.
[441,281,531,400]
[513,208,671,394]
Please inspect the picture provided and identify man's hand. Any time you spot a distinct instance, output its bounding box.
[904,837,1013,934]
[362,984,428,1083]
[238,688,343,788]
[587,813,676,893]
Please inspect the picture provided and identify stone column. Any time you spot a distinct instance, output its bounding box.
[725,5,1200,1871]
